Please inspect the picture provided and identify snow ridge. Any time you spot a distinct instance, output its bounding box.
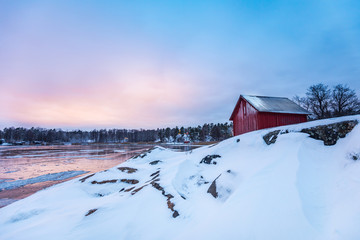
[1,116,360,240]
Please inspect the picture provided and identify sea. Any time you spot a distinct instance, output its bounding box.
[0,143,197,207]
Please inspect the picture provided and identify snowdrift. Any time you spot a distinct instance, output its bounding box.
[1,116,360,240]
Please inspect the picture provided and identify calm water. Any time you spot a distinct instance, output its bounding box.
[0,144,198,207]
[0,144,150,181]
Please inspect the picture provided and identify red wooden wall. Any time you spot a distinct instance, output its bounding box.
[232,98,308,136]
[257,112,307,130]
[232,99,259,135]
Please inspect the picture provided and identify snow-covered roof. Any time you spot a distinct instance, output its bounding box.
[230,95,310,120]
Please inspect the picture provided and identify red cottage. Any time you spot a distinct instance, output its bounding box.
[230,95,310,136]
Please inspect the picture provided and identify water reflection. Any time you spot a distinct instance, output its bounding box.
[0,144,152,182]
[0,144,200,207]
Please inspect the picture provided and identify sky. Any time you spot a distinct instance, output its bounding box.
[1,0,360,129]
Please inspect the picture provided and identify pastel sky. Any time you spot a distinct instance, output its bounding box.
[1,0,360,129]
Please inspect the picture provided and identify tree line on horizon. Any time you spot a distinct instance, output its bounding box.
[294,83,360,119]
[1,83,358,145]
[0,123,233,144]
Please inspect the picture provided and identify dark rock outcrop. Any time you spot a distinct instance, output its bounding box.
[350,153,359,161]
[150,170,160,177]
[150,180,180,218]
[85,209,97,216]
[200,155,221,164]
[207,181,218,198]
[92,178,139,185]
[118,167,137,174]
[301,120,358,146]
[91,179,117,184]
[132,153,147,159]
[172,210,179,218]
[207,174,221,198]
[124,187,136,192]
[149,160,162,165]
[151,181,164,193]
[79,173,95,183]
[120,179,139,184]
[262,120,358,146]
[131,185,147,195]
[132,147,160,160]
[263,130,281,145]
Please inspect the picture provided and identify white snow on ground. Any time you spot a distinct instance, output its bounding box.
[0,171,88,191]
[1,116,360,240]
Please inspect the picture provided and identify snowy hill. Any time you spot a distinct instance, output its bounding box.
[1,116,360,240]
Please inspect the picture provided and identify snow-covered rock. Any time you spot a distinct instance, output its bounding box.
[1,115,360,240]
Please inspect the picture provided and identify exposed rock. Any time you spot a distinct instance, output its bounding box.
[91,179,117,184]
[151,181,179,218]
[146,177,160,183]
[79,173,95,183]
[132,153,147,159]
[124,187,136,192]
[207,174,221,198]
[85,209,97,216]
[301,120,358,146]
[117,167,137,174]
[131,185,147,195]
[132,147,163,160]
[200,155,221,164]
[149,160,162,165]
[207,181,218,198]
[281,129,290,134]
[151,181,164,192]
[351,154,359,161]
[120,179,139,184]
[167,200,175,210]
[263,130,281,145]
[262,120,358,146]
[151,174,160,181]
[165,193,174,199]
[172,211,179,218]
[150,170,160,177]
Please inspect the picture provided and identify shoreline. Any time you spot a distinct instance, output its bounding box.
[0,143,209,208]
[0,141,218,148]
[0,145,150,208]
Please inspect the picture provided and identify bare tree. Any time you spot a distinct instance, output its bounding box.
[306,84,331,119]
[331,84,360,116]
[293,95,311,112]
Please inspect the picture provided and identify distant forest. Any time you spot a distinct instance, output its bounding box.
[0,123,233,144]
